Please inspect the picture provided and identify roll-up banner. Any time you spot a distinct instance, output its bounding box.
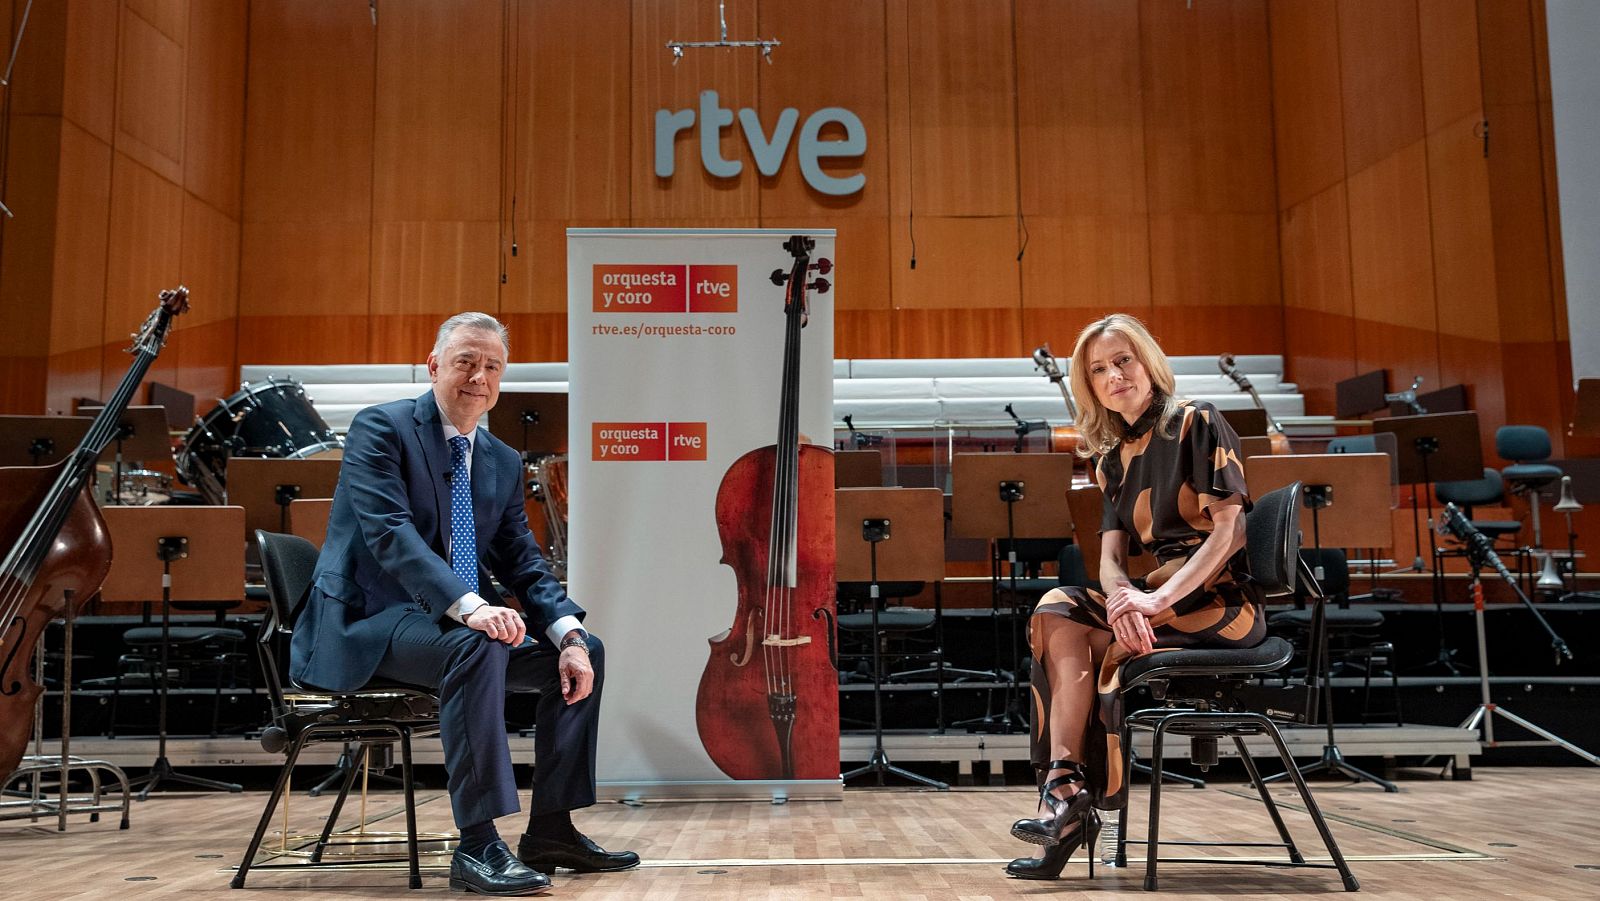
[567,228,839,800]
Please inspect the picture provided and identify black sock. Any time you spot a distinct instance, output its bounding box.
[458,820,499,857]
[525,810,576,844]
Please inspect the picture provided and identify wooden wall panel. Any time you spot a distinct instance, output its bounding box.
[371,0,501,224]
[630,0,760,221]
[1019,214,1151,317]
[0,118,62,355]
[1141,0,1275,215]
[115,4,186,184]
[7,0,65,117]
[1337,0,1425,176]
[519,0,631,221]
[49,122,114,353]
[1268,0,1345,210]
[1484,101,1555,345]
[1426,116,1497,343]
[1279,183,1353,319]
[104,151,184,340]
[183,0,246,219]
[902,0,1017,218]
[62,0,118,142]
[126,0,186,43]
[368,219,501,316]
[242,1,375,226]
[1015,0,1145,217]
[893,308,1022,360]
[179,192,239,329]
[757,1,889,218]
[1147,213,1280,310]
[1346,141,1435,332]
[239,221,372,318]
[1417,0,1483,133]
[889,216,1020,311]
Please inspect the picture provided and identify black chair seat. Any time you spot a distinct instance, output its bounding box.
[123,625,245,645]
[1119,636,1294,687]
[1503,462,1562,486]
[1269,608,1384,629]
[835,608,934,632]
[1469,519,1522,537]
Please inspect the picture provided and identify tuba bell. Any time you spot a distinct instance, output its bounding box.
[1537,551,1566,592]
[1554,474,1582,514]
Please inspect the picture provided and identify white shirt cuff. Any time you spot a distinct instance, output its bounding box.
[446,592,489,623]
[546,615,585,646]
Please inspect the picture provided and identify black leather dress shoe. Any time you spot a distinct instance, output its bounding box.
[450,840,552,895]
[517,831,641,874]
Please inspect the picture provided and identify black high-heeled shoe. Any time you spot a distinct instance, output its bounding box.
[1005,808,1102,880]
[1011,759,1090,846]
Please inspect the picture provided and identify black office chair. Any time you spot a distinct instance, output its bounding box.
[1113,482,1359,892]
[1434,468,1523,545]
[232,531,443,890]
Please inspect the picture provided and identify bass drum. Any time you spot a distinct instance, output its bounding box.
[177,376,343,503]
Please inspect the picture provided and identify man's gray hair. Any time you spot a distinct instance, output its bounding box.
[434,312,510,357]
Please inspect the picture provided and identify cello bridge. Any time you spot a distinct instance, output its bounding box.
[762,635,811,647]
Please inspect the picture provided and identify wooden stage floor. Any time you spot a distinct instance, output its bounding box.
[2,767,1597,899]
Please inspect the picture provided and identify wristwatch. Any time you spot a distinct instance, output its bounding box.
[559,632,588,652]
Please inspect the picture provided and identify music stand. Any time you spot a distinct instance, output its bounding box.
[78,406,172,506]
[488,391,568,457]
[227,458,342,543]
[0,415,92,467]
[1220,408,1269,438]
[1246,453,1397,791]
[147,382,196,432]
[1336,370,1388,419]
[834,449,883,488]
[1371,412,1483,572]
[289,498,334,548]
[950,453,1073,733]
[101,506,246,798]
[837,488,948,788]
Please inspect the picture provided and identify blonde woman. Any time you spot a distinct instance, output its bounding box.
[1006,313,1265,880]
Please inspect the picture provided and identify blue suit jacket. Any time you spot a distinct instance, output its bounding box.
[290,390,583,691]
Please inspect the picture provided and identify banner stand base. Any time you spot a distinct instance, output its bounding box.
[598,778,844,804]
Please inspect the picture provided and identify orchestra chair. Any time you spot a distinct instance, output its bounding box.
[232,531,444,890]
[1268,548,1401,727]
[1496,425,1564,548]
[1113,482,1359,892]
[1434,468,1524,546]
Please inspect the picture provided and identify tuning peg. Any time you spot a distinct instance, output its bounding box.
[810,277,830,294]
[812,258,833,275]
[770,268,788,286]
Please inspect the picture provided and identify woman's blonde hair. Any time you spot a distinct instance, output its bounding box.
[1068,313,1181,457]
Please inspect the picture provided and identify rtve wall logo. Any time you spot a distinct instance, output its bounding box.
[592,264,737,313]
[654,90,867,196]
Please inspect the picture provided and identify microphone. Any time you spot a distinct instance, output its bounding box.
[1439,502,1573,661]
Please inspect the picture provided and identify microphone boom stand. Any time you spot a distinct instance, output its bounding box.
[1439,503,1599,766]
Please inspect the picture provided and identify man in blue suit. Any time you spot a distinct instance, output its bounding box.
[292,312,638,895]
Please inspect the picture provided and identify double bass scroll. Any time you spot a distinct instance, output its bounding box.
[1031,344,1084,457]
[1218,353,1290,454]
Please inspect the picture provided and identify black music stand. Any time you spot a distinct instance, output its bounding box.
[227,458,342,545]
[147,382,196,432]
[950,453,1073,734]
[1336,370,1388,419]
[0,415,93,467]
[1371,412,1483,573]
[1247,453,1398,791]
[488,391,569,458]
[79,406,172,506]
[837,488,948,788]
[101,506,246,798]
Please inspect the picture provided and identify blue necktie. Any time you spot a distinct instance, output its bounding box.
[449,435,478,593]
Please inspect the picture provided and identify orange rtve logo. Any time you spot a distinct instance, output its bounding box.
[689,265,737,313]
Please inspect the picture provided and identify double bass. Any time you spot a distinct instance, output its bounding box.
[1032,344,1084,457]
[1218,353,1291,454]
[695,236,837,781]
[1,288,189,781]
